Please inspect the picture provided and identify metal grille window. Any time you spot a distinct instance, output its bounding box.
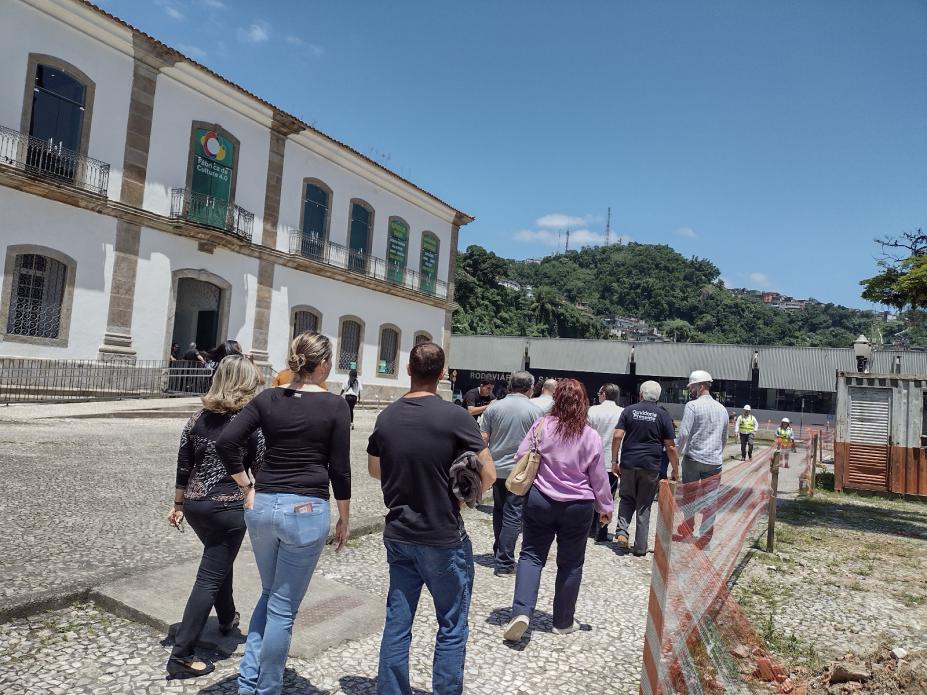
[414,332,432,346]
[293,310,320,338]
[339,319,362,371]
[7,254,68,339]
[379,327,399,375]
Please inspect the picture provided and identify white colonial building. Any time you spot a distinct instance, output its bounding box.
[0,0,471,399]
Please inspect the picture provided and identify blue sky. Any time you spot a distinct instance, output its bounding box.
[103,0,927,309]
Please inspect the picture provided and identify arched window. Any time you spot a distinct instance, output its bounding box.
[1,248,76,345]
[414,331,432,346]
[378,325,401,376]
[386,217,409,285]
[21,56,96,185]
[292,306,321,338]
[419,232,440,294]
[338,317,364,372]
[300,180,331,258]
[347,200,373,273]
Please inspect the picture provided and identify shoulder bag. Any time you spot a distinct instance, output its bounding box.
[506,418,545,495]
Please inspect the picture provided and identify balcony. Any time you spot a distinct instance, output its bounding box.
[0,124,110,196]
[170,188,254,242]
[288,230,448,299]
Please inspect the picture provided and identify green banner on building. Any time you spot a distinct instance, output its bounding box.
[387,219,408,284]
[190,128,234,228]
[420,234,438,294]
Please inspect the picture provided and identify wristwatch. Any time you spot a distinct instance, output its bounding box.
[239,481,254,490]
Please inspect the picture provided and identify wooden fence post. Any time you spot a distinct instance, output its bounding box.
[810,433,818,497]
[767,450,780,552]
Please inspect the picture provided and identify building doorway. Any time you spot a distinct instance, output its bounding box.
[171,277,222,354]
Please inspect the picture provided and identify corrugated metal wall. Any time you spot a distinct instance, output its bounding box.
[526,338,633,373]
[632,342,755,380]
[757,347,854,392]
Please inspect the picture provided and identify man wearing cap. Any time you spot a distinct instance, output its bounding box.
[734,405,759,461]
[674,370,730,548]
[775,418,795,468]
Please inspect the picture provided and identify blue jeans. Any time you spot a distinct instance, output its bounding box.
[238,492,330,695]
[492,478,525,570]
[377,537,474,695]
[512,487,593,630]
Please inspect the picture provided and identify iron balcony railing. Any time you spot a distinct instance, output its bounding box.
[0,124,110,196]
[288,230,449,299]
[170,188,254,242]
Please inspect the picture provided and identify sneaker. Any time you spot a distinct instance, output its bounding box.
[614,534,629,550]
[552,620,581,635]
[503,615,529,641]
[494,566,515,577]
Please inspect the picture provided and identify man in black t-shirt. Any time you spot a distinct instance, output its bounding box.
[611,380,679,556]
[368,343,495,695]
[463,380,495,419]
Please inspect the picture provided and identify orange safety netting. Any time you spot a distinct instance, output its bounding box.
[639,448,796,694]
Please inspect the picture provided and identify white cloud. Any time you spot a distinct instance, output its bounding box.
[748,272,772,289]
[201,0,226,7]
[238,20,271,44]
[675,227,697,239]
[535,213,594,229]
[166,6,184,19]
[719,276,730,287]
[286,36,325,57]
[178,44,208,60]
[514,228,630,248]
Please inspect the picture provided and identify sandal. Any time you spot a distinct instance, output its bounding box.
[219,611,240,636]
[166,654,215,679]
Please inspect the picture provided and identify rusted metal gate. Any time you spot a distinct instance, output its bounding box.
[846,386,891,490]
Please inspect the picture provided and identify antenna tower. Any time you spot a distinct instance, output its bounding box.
[566,228,571,252]
[606,207,612,245]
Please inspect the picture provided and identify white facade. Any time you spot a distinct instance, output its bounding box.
[0,0,470,395]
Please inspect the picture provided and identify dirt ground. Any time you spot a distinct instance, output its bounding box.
[732,484,927,692]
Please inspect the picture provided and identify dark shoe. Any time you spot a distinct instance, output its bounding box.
[494,566,515,576]
[166,655,215,680]
[632,548,648,557]
[219,611,240,636]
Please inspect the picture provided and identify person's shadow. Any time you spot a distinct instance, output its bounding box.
[472,552,496,569]
[338,675,429,694]
[199,669,331,694]
[486,607,592,651]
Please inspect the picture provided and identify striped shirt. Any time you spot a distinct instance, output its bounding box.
[676,394,729,467]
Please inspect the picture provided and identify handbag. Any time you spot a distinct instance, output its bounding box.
[506,418,545,495]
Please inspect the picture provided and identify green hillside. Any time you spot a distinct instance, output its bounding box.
[452,243,892,347]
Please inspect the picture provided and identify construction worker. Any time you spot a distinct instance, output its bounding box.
[734,405,759,461]
[775,417,795,468]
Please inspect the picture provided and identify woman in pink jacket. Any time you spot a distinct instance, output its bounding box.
[503,379,614,642]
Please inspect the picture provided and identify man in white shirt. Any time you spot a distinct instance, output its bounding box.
[674,370,729,548]
[529,378,557,414]
[734,404,759,461]
[586,383,623,542]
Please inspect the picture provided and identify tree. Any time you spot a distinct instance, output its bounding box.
[861,229,927,310]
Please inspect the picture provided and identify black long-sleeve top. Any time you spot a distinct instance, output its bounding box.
[176,409,265,502]
[216,388,352,501]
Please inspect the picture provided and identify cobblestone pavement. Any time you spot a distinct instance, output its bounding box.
[0,408,386,615]
[0,506,652,694]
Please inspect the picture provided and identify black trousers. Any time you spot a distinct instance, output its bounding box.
[589,472,619,540]
[344,395,358,423]
[492,478,526,571]
[172,499,246,658]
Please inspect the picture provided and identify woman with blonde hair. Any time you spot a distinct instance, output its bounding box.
[217,331,351,695]
[167,354,265,679]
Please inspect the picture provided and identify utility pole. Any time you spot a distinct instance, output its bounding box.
[606,206,612,245]
[566,228,571,252]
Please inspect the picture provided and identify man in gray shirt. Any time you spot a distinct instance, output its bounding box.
[674,369,729,548]
[481,371,544,575]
